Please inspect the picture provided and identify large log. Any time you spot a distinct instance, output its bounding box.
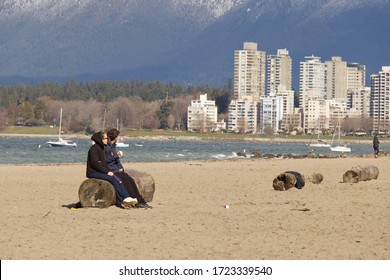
[342,165,379,183]
[78,179,116,208]
[126,170,155,203]
[78,171,155,208]
[307,173,324,184]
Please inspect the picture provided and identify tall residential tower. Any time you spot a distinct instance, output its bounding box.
[299,55,326,107]
[233,42,266,101]
[370,66,390,132]
[325,56,347,99]
[267,48,292,95]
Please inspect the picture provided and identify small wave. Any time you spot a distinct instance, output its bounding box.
[212,154,226,159]
[176,154,185,157]
[228,152,239,159]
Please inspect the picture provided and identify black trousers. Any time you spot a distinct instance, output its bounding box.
[116,172,145,204]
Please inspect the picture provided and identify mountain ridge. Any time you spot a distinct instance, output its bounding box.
[0,0,389,86]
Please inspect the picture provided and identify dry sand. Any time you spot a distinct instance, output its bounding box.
[0,157,389,260]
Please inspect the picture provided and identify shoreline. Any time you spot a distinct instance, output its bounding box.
[0,132,379,145]
[0,151,387,167]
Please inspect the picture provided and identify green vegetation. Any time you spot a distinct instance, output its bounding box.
[0,126,59,135]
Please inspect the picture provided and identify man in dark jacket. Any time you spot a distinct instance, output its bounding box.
[87,131,137,208]
[106,128,152,209]
[373,133,380,158]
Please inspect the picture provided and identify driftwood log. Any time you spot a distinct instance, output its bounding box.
[273,171,324,191]
[126,170,155,203]
[342,165,379,183]
[307,173,324,184]
[79,179,116,208]
[78,171,155,208]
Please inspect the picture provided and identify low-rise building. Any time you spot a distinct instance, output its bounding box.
[187,93,218,132]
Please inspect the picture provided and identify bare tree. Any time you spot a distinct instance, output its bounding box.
[171,95,192,130]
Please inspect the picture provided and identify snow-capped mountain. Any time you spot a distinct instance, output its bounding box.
[0,0,389,86]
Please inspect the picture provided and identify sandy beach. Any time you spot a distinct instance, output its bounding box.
[0,157,389,260]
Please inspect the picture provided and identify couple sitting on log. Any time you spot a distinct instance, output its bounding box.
[86,129,152,209]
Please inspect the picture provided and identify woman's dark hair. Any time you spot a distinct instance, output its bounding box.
[107,128,120,141]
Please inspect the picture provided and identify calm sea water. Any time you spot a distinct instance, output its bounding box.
[0,137,382,165]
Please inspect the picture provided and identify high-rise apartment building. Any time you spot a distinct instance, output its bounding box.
[325,56,347,99]
[347,87,370,117]
[347,63,366,92]
[299,55,326,108]
[267,48,292,95]
[370,66,390,132]
[233,42,266,101]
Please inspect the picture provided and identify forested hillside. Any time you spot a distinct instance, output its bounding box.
[0,79,232,133]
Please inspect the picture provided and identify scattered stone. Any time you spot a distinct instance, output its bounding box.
[251,150,262,158]
[237,151,246,157]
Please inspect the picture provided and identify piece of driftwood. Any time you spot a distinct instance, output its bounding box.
[342,165,379,183]
[273,171,305,191]
[79,179,116,208]
[78,171,155,208]
[307,173,324,184]
[126,170,155,203]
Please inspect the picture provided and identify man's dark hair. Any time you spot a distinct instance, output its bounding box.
[107,128,120,141]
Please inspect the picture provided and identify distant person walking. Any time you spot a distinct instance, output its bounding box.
[373,133,380,158]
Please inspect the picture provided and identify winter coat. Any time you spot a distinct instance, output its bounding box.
[105,140,124,173]
[86,132,111,177]
[373,135,380,149]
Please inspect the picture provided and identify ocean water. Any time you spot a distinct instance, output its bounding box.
[0,137,382,165]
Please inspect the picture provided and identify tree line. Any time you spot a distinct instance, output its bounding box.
[0,79,232,133]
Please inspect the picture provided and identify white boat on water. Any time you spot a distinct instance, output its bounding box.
[115,119,129,147]
[46,108,77,148]
[308,125,331,148]
[116,141,129,148]
[310,142,331,148]
[330,145,351,153]
[47,137,77,147]
[308,134,330,148]
[329,118,351,153]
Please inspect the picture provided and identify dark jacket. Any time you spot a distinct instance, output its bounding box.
[86,132,111,177]
[105,140,124,173]
[373,135,380,148]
